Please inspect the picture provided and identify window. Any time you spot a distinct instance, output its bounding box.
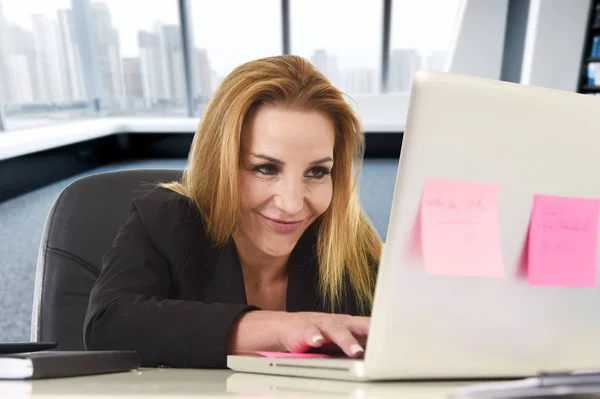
[189,0,282,115]
[91,0,186,116]
[290,0,383,96]
[0,0,93,130]
[388,0,463,93]
[0,0,466,133]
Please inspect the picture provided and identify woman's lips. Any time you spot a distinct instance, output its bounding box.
[261,215,303,233]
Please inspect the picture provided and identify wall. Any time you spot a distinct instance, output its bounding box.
[521,0,590,91]
[447,0,510,80]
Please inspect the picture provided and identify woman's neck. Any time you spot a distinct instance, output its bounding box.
[232,233,289,288]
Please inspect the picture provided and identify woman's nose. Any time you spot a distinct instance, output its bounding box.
[272,176,304,216]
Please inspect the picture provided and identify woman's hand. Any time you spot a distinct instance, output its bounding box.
[228,310,370,358]
[276,312,370,357]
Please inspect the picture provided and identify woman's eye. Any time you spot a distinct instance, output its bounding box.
[254,164,279,175]
[306,167,331,179]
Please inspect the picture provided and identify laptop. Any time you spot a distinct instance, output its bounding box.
[228,69,600,381]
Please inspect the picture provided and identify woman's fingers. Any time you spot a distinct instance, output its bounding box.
[302,325,326,350]
[317,318,365,358]
[344,315,371,337]
[278,312,371,356]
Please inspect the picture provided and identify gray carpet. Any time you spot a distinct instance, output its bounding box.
[0,157,398,343]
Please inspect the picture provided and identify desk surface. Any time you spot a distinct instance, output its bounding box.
[0,368,475,398]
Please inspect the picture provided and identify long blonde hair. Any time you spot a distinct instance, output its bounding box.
[162,55,382,314]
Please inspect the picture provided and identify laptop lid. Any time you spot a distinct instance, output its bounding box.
[364,70,600,380]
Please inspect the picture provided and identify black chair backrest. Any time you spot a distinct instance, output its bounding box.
[31,169,182,350]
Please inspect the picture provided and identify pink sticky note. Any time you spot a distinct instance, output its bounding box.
[527,194,600,287]
[234,351,332,359]
[421,179,504,276]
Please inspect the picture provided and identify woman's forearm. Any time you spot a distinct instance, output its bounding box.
[227,310,286,353]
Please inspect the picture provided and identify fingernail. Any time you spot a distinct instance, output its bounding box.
[312,335,324,344]
[350,344,364,355]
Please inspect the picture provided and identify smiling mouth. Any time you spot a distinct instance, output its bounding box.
[263,216,302,224]
[261,215,304,233]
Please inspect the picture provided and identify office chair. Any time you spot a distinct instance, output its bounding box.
[30,169,182,350]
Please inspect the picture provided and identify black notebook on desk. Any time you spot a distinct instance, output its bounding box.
[0,351,139,380]
[0,342,57,355]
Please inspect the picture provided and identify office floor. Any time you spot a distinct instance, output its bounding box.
[0,157,398,343]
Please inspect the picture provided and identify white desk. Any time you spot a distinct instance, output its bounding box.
[0,368,472,398]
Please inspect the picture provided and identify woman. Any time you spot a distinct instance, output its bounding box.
[84,55,382,368]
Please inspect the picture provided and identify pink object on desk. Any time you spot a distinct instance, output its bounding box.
[234,351,332,359]
[420,178,504,277]
[528,194,600,287]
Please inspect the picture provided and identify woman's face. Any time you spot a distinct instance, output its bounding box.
[236,106,335,259]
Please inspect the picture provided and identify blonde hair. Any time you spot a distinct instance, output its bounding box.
[162,55,382,314]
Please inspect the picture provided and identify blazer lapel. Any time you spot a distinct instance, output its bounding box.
[285,223,321,313]
[202,238,248,305]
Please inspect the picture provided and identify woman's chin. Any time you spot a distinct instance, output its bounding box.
[257,237,298,258]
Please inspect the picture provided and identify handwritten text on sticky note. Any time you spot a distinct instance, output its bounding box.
[528,195,600,287]
[421,179,504,276]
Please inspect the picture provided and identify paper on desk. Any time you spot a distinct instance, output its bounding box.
[233,351,331,359]
[527,194,600,287]
[420,179,504,276]
[451,372,600,398]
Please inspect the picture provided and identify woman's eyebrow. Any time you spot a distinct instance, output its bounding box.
[309,157,334,165]
[251,153,333,165]
[251,153,282,164]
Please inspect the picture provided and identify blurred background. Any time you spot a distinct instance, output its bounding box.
[0,0,462,128]
[0,0,596,343]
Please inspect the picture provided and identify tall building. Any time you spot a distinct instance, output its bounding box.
[139,30,165,107]
[388,49,421,93]
[138,23,187,108]
[152,22,171,100]
[194,48,212,104]
[1,3,43,104]
[57,9,85,101]
[7,54,33,103]
[32,14,68,102]
[341,68,376,95]
[72,0,102,107]
[427,50,447,71]
[210,70,222,96]
[160,25,185,102]
[91,2,126,108]
[310,49,341,88]
[122,57,143,107]
[0,0,11,103]
[6,25,38,103]
[310,49,328,72]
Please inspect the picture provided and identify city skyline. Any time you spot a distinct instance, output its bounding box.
[0,0,451,113]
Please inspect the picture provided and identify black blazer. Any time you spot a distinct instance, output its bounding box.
[84,187,370,368]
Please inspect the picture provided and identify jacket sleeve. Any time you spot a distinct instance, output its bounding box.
[83,199,258,368]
